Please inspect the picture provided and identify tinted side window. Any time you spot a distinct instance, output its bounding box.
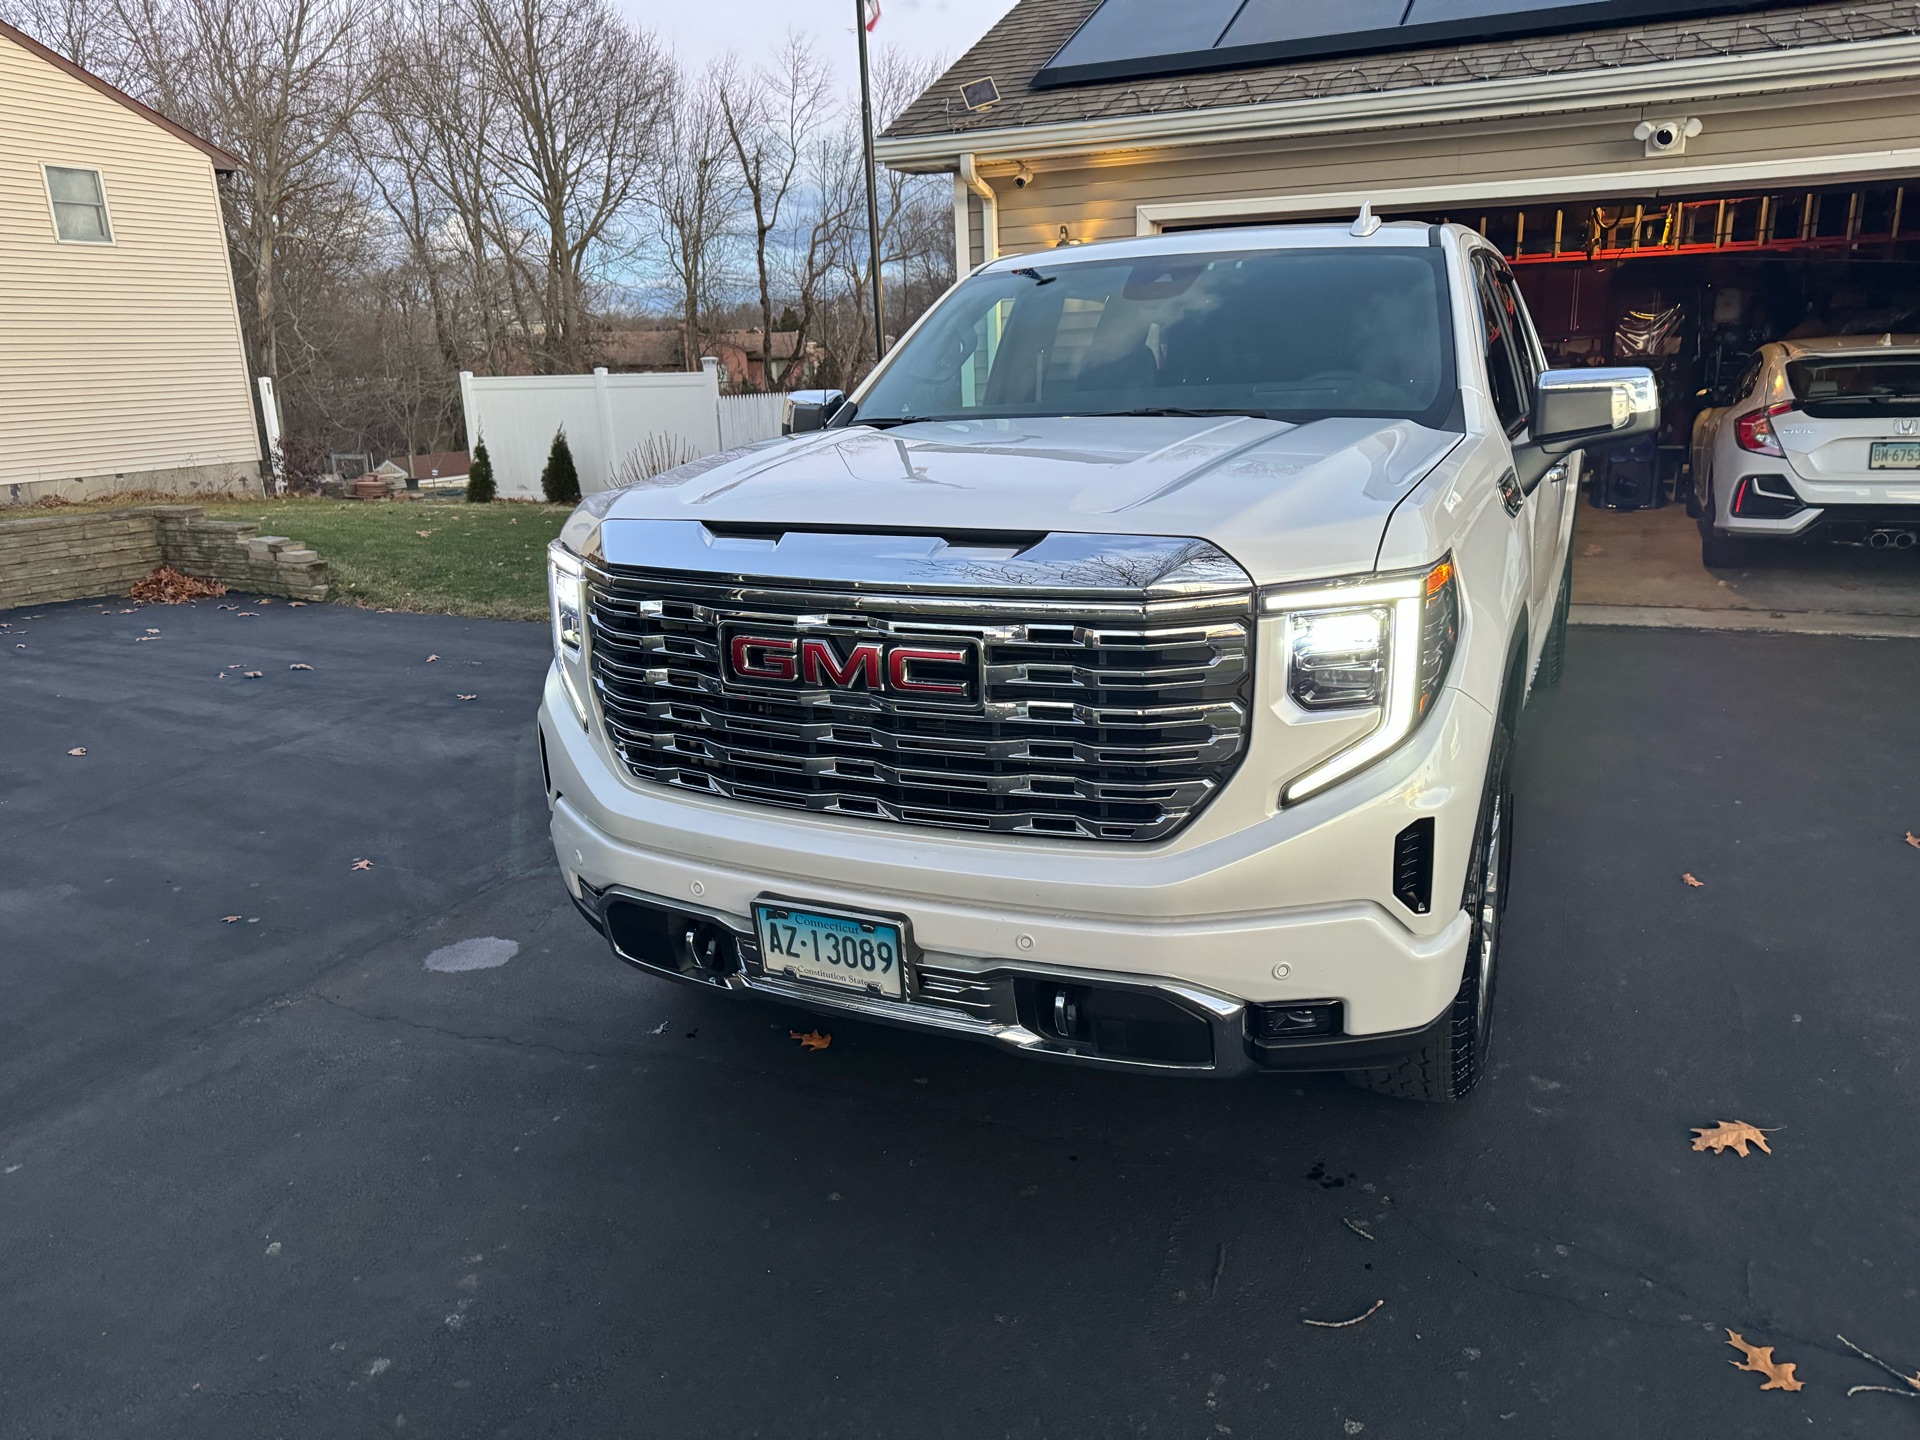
[1491,264,1544,396]
[1472,256,1529,434]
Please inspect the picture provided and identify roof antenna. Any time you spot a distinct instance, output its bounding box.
[1350,202,1382,238]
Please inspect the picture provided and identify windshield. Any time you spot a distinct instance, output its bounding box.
[1786,355,1920,416]
[855,246,1456,428]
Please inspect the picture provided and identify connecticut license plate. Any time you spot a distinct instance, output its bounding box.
[1870,440,1920,469]
[753,900,907,999]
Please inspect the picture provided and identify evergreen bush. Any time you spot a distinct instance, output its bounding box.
[465,440,496,503]
[540,428,580,504]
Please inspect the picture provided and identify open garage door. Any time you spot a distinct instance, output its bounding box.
[1390,181,1920,634]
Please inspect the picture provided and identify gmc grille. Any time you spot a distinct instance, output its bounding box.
[584,564,1253,842]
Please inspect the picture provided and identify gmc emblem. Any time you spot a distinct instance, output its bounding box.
[719,623,981,706]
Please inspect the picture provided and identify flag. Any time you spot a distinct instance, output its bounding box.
[864,0,881,31]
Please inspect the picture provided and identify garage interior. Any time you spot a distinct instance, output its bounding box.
[1409,181,1920,632]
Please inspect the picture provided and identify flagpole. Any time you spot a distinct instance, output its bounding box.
[855,0,886,363]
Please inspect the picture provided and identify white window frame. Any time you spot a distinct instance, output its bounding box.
[43,164,114,245]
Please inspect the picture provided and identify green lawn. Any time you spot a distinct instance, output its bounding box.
[199,498,571,620]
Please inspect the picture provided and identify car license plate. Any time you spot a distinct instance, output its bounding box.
[1870,441,1920,469]
[753,900,907,999]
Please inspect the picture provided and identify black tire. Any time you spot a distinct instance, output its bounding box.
[1346,719,1513,1103]
[1534,553,1571,690]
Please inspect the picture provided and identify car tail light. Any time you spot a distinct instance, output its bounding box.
[1734,402,1794,457]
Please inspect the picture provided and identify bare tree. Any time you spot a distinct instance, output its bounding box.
[3,0,128,73]
[652,60,745,372]
[717,35,830,388]
[113,0,375,389]
[470,0,668,374]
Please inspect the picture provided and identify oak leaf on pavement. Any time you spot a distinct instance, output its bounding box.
[1907,832,1920,850]
[1692,1121,1776,1157]
[790,1030,832,1051]
[1682,872,1705,887]
[350,859,374,871]
[1726,1331,1804,1392]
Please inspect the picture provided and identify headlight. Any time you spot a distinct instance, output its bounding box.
[1265,556,1459,804]
[547,541,589,725]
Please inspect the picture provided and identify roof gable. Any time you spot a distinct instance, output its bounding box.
[0,19,238,172]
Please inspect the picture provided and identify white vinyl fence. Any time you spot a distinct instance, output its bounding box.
[459,363,788,500]
[719,391,787,450]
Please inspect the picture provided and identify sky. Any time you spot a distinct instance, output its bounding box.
[617,0,1018,90]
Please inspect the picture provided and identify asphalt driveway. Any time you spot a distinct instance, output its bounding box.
[2,596,1917,1438]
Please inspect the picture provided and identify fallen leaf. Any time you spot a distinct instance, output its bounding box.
[790,1030,832,1051]
[416,529,433,538]
[216,673,225,680]
[1907,832,1920,851]
[243,671,264,678]
[222,915,242,924]
[1691,1121,1777,1157]
[255,598,273,605]
[216,603,237,611]
[130,566,225,603]
[1727,1330,1804,1392]
[457,693,477,701]
[350,859,374,871]
[145,628,160,635]
[235,612,257,618]
[288,601,307,607]
[288,663,313,671]
[67,747,86,756]
[426,654,439,662]
[226,663,243,669]
[134,635,159,642]
[1682,872,1705,887]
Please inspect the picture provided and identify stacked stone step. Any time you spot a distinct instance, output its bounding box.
[0,505,331,610]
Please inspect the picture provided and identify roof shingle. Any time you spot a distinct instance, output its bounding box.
[883,0,1918,146]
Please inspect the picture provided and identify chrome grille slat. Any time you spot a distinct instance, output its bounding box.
[586,560,1253,842]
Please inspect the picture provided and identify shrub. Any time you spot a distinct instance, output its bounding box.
[465,440,496,503]
[608,433,701,489]
[540,427,580,504]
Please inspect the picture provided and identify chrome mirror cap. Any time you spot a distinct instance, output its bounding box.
[1533,367,1660,453]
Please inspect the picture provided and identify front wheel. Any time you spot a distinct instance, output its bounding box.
[1346,722,1512,1103]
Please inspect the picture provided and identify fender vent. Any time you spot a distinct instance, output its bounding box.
[1392,818,1435,914]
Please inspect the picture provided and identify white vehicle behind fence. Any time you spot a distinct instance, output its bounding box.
[538,216,1658,1101]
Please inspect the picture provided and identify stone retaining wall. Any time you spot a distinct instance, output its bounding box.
[0,506,330,610]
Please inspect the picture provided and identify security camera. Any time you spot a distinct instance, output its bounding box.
[1634,117,1702,157]
[1012,162,1034,189]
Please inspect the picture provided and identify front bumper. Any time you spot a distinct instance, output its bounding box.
[541,665,1485,1077]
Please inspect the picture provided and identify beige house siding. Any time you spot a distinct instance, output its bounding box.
[963,79,1920,262]
[0,28,259,494]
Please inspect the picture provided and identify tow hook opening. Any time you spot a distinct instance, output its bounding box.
[601,898,743,985]
[679,919,743,978]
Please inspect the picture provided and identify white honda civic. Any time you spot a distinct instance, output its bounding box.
[1690,336,1920,565]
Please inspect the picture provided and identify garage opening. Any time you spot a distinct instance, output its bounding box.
[1171,182,1920,630]
[1429,181,1920,629]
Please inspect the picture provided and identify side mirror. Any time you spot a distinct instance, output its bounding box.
[1532,367,1660,453]
[782,389,846,435]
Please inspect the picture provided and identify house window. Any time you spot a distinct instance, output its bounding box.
[45,166,112,243]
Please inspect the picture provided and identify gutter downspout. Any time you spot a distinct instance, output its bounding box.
[957,153,998,272]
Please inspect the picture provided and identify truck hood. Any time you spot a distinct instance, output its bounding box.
[597,415,1461,586]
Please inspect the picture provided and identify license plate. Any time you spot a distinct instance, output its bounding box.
[1870,441,1920,469]
[753,900,907,999]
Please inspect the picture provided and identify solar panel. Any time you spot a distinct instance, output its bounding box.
[1035,0,1809,89]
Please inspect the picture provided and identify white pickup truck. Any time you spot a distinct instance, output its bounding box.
[539,218,1657,1101]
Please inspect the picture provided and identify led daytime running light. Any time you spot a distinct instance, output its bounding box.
[1269,557,1458,805]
